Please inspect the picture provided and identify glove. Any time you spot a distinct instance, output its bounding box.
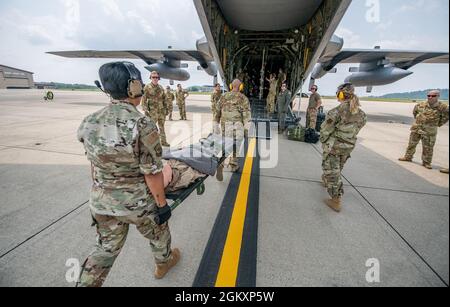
[155,204,172,226]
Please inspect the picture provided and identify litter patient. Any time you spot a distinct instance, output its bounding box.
[161,134,239,193]
[162,159,206,193]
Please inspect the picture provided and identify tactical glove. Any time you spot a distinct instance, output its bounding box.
[155,204,172,225]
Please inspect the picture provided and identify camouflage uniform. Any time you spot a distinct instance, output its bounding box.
[277,89,292,132]
[176,89,189,120]
[142,83,169,146]
[77,100,172,287]
[267,79,277,114]
[211,90,222,120]
[277,72,287,92]
[403,101,449,165]
[216,92,251,170]
[320,101,367,199]
[166,89,175,121]
[306,92,322,129]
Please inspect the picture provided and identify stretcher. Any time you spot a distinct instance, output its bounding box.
[166,155,228,211]
[164,135,230,211]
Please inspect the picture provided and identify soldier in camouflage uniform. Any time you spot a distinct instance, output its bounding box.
[266,74,277,114]
[211,83,222,120]
[142,71,170,147]
[176,84,190,120]
[76,62,180,287]
[320,83,367,213]
[166,86,175,121]
[277,83,292,134]
[399,90,449,169]
[306,85,323,130]
[215,79,251,174]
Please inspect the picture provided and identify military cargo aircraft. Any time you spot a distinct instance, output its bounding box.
[48,0,448,95]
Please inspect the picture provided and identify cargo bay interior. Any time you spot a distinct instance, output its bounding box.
[197,0,346,122]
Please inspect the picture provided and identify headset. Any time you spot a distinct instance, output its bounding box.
[122,62,144,99]
[229,83,245,92]
[95,62,144,99]
[336,83,353,101]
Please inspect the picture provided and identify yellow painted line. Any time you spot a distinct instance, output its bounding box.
[215,138,257,287]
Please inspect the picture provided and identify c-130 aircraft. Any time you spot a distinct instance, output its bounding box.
[49,0,448,96]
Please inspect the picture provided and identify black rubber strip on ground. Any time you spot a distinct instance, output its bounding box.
[193,139,257,287]
[236,139,260,287]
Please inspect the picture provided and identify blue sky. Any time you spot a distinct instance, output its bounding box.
[0,0,448,95]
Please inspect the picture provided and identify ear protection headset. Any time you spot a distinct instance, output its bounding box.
[229,83,245,92]
[122,62,144,99]
[337,83,353,101]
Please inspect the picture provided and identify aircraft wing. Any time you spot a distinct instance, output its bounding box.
[47,50,214,64]
[320,49,449,70]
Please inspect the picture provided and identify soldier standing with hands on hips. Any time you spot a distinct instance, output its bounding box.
[76,62,180,287]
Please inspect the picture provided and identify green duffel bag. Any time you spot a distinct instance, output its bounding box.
[287,124,306,142]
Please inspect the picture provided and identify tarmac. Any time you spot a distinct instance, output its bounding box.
[0,89,448,287]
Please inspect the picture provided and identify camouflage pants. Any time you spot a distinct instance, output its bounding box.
[404,132,437,165]
[278,112,287,132]
[77,209,172,288]
[221,122,245,170]
[158,116,168,144]
[306,108,318,130]
[178,103,186,120]
[322,152,351,198]
[168,102,173,120]
[267,94,276,114]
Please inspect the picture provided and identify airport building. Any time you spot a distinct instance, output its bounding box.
[0,65,35,89]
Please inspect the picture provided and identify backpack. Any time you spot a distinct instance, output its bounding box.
[287,124,306,142]
[305,128,320,144]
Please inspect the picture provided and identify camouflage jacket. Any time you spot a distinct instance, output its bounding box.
[142,83,167,121]
[320,102,367,155]
[411,101,449,135]
[277,90,292,113]
[211,91,222,113]
[176,89,189,104]
[77,101,163,216]
[216,92,251,125]
[166,90,175,103]
[308,92,322,109]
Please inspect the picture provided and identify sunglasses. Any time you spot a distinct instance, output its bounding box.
[428,95,438,98]
[151,76,160,79]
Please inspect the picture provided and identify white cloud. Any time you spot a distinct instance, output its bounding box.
[335,27,362,48]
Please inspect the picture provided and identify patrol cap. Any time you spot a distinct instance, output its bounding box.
[99,62,143,100]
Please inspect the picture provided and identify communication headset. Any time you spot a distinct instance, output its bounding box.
[337,83,353,101]
[122,62,144,99]
[229,83,245,92]
[95,62,144,99]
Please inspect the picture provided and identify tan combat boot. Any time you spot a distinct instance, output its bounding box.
[423,163,433,170]
[216,165,224,182]
[155,248,181,280]
[325,198,342,213]
[398,157,412,162]
[440,168,449,174]
[161,141,171,147]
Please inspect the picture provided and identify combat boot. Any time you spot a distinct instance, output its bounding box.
[325,197,342,213]
[155,248,181,280]
[423,163,433,170]
[161,141,171,148]
[398,157,412,162]
[440,168,449,174]
[230,165,240,173]
[216,165,224,182]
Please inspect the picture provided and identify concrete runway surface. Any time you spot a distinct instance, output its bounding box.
[0,89,448,287]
